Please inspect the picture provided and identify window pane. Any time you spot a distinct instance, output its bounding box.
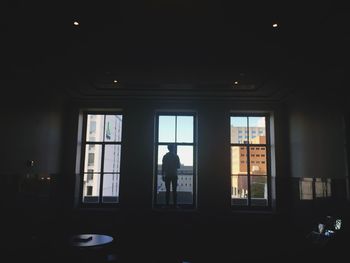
[157,145,168,166]
[104,115,123,142]
[248,117,266,144]
[156,145,169,204]
[84,144,102,172]
[300,178,313,200]
[177,145,193,168]
[156,175,166,204]
[231,146,247,176]
[177,146,193,205]
[159,116,175,143]
[315,178,327,198]
[250,176,268,206]
[82,173,100,203]
[102,173,119,203]
[326,179,332,197]
[104,145,121,172]
[86,115,105,142]
[231,176,248,206]
[231,117,248,144]
[250,146,267,175]
[156,145,194,205]
[176,116,193,143]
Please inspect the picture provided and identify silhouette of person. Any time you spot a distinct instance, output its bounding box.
[162,144,180,207]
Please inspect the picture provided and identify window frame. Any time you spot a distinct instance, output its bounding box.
[79,111,123,208]
[230,113,272,210]
[153,112,197,209]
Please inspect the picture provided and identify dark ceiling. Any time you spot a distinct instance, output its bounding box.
[3,1,350,96]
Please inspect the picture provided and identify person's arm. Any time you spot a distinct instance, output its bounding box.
[177,155,180,169]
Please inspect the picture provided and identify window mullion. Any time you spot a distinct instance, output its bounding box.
[98,115,106,204]
[100,142,105,204]
[154,114,161,206]
[80,113,88,206]
[246,145,251,207]
[246,117,252,207]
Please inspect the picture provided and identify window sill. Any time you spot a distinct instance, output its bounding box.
[152,207,198,213]
[230,209,276,215]
[74,207,121,212]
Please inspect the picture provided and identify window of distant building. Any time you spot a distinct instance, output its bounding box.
[87,169,94,180]
[230,115,272,209]
[79,113,123,205]
[154,113,196,209]
[87,186,93,196]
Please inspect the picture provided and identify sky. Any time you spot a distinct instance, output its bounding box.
[158,115,194,166]
[230,116,265,128]
[157,116,266,166]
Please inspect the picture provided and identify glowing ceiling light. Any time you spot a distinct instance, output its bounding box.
[73,21,79,26]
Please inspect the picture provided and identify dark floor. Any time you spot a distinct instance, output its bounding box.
[3,205,349,263]
[3,215,348,263]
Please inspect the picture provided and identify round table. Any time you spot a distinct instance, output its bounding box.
[69,234,114,248]
[68,234,115,262]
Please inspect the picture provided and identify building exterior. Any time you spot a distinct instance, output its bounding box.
[231,126,265,144]
[231,126,267,204]
[83,114,123,202]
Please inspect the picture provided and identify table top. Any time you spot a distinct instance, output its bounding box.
[69,234,114,248]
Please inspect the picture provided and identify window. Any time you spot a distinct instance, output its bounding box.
[90,121,96,133]
[87,169,94,180]
[87,186,93,196]
[80,113,123,205]
[88,153,95,166]
[300,178,332,200]
[230,115,271,208]
[154,113,196,208]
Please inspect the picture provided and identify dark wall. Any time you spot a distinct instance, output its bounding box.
[0,105,63,175]
[1,69,67,249]
[1,73,65,176]
[288,98,347,179]
[284,83,349,228]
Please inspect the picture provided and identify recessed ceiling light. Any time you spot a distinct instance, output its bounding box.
[272,23,278,28]
[113,80,118,83]
[234,81,239,85]
[73,21,79,26]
